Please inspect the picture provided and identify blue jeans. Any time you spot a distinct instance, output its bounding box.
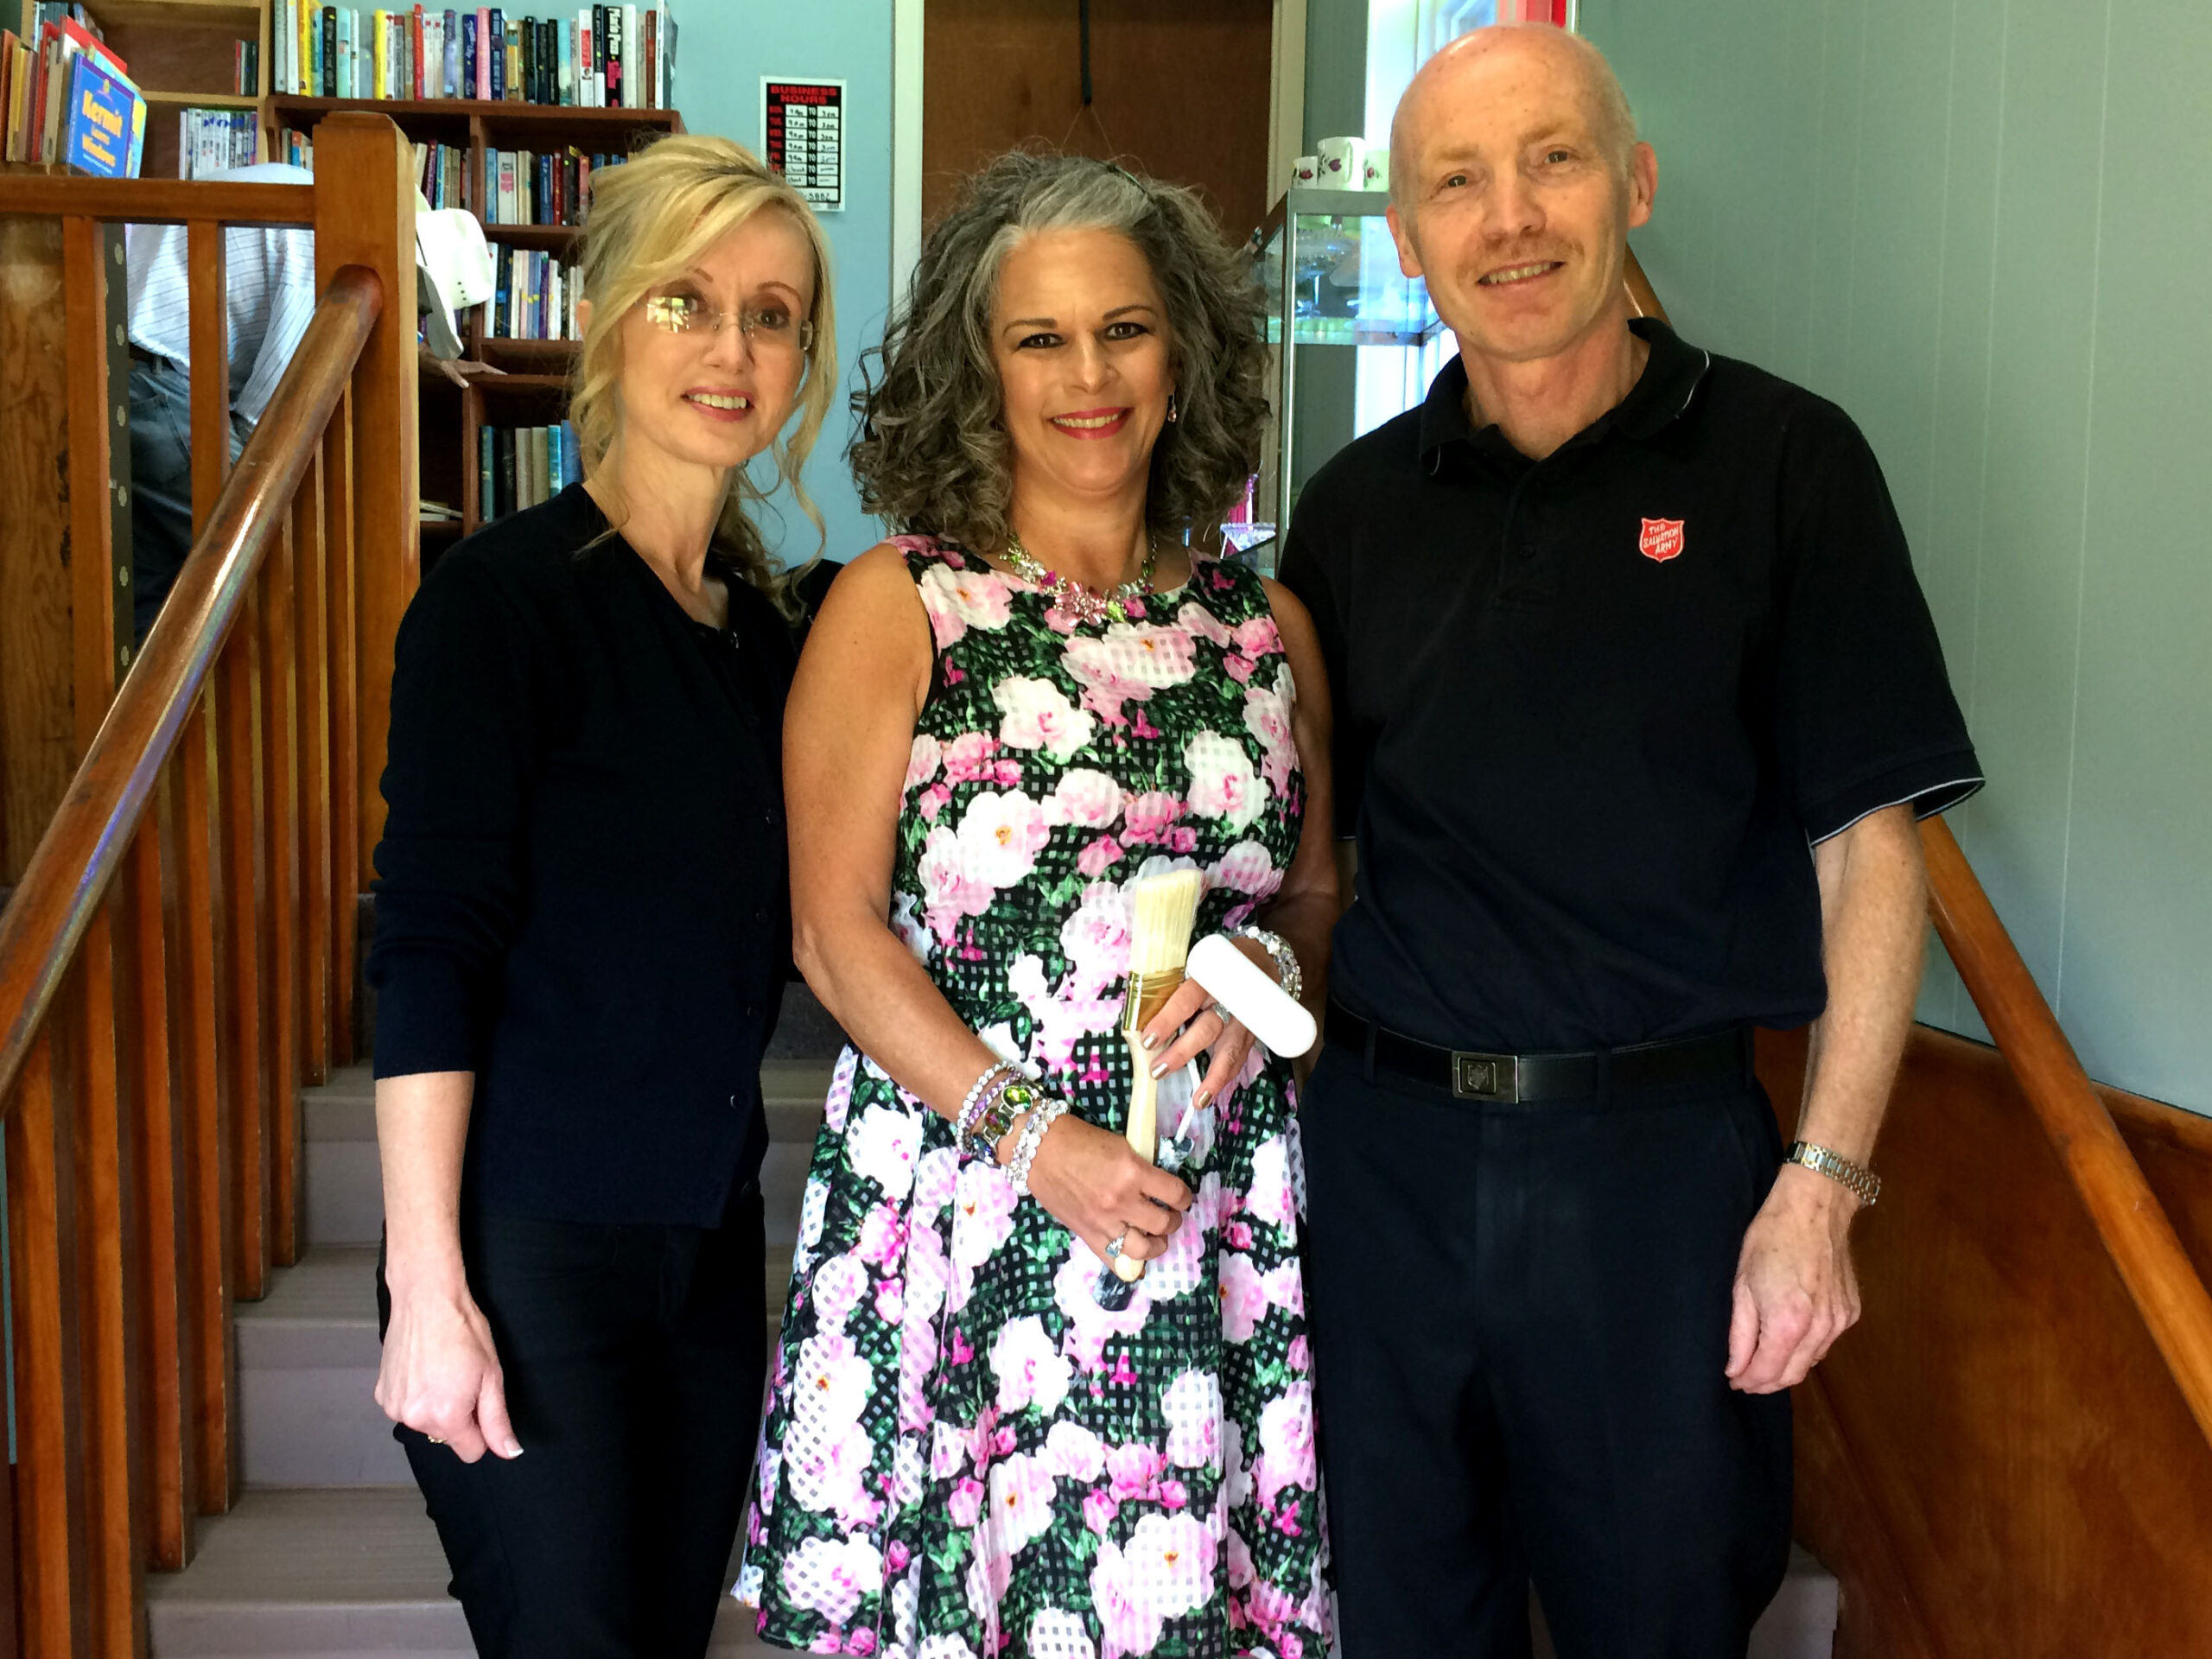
[127,359,243,644]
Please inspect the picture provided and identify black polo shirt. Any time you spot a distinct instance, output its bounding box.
[1280,319,1982,1053]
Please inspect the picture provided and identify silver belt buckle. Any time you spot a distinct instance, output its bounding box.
[1452,1051,1521,1103]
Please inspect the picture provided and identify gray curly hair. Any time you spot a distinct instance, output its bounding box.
[850,151,1269,551]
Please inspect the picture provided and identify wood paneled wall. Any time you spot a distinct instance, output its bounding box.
[1760,1024,2212,1657]
[921,0,1277,237]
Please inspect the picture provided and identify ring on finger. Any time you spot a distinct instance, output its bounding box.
[1106,1226,1131,1260]
[1208,1001,1231,1027]
[426,1435,446,1446]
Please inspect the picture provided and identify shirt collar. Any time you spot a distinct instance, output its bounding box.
[1417,316,1713,466]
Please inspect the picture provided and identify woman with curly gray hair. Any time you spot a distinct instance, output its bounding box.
[738,153,1338,1657]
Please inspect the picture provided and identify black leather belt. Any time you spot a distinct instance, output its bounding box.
[1325,999,1749,1103]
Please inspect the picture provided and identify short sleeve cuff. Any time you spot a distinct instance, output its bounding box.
[1802,747,1986,845]
[369,951,487,1081]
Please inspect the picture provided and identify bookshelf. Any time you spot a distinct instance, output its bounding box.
[30,2,682,544]
[271,94,678,537]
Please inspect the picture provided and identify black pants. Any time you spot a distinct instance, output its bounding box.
[1300,1039,1792,1659]
[376,1185,767,1658]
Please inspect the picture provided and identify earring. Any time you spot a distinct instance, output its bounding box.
[1167,391,1179,423]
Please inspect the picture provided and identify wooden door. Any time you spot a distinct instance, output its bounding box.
[922,0,1277,238]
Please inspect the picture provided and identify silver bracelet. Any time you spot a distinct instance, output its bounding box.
[956,1061,1018,1141]
[1229,924,1303,1007]
[1008,1095,1071,1198]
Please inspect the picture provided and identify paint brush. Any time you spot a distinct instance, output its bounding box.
[1096,867,1205,1306]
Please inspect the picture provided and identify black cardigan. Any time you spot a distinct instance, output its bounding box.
[367,484,795,1225]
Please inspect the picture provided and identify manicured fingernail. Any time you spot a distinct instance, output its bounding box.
[1149,1060,1166,1080]
[1192,1090,1212,1113]
[1141,1031,1160,1051]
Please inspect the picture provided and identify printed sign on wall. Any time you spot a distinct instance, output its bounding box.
[761,78,846,213]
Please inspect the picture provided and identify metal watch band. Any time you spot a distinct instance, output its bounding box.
[1785,1140,1881,1207]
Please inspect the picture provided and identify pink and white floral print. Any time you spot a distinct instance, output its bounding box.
[743,543,1325,1659]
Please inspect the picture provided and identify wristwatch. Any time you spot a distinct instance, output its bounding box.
[1784,1141,1880,1207]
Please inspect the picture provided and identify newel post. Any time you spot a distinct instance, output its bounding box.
[310,114,418,890]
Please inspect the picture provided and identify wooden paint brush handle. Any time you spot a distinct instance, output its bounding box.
[1115,1027,1160,1283]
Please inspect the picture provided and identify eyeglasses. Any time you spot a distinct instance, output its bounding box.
[642,291,815,353]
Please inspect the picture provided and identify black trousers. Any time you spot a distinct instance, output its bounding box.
[1300,1039,1792,1659]
[377,1185,766,1659]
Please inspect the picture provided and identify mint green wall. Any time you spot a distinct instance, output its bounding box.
[1580,0,2212,1113]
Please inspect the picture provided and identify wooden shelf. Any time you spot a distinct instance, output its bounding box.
[482,223,579,249]
[267,95,683,136]
[473,372,572,393]
[84,0,261,30]
[143,88,259,107]
[476,337,579,368]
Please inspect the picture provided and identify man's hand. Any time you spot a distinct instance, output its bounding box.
[1725,1162,1864,1393]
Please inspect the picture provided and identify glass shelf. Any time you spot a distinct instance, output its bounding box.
[1249,188,1447,568]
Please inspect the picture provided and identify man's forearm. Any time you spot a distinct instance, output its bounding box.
[1798,805,1928,1167]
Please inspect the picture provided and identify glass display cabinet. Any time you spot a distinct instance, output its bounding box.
[1236,188,1447,571]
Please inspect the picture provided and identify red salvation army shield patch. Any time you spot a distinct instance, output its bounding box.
[1638,518,1686,563]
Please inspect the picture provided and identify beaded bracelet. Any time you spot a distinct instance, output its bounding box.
[1230,924,1304,1008]
[1008,1094,1072,1198]
[955,1061,1018,1145]
[967,1076,1041,1165]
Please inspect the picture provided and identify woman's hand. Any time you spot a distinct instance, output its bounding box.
[375,1272,522,1464]
[1137,935,1278,1110]
[1022,1114,1193,1265]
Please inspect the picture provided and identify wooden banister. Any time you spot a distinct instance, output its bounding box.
[0,115,414,1656]
[1921,816,2212,1444]
[0,177,315,226]
[0,265,381,1111]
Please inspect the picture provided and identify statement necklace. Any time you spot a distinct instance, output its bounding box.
[1001,531,1160,626]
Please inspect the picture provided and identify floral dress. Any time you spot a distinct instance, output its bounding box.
[738,539,1330,1659]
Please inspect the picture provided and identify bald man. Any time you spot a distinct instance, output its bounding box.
[1279,27,1980,1657]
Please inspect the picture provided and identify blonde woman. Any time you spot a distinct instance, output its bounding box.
[367,135,834,1657]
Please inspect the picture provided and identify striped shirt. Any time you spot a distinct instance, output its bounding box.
[125,163,317,432]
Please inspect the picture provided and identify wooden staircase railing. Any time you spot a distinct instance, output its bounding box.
[1621,251,2212,1454]
[1918,817,2212,1441]
[0,115,418,1659]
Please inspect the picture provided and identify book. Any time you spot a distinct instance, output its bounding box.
[623,7,637,106]
[61,50,142,178]
[410,6,425,99]
[590,6,605,106]
[308,4,321,96]
[443,10,460,97]
[487,7,504,99]
[603,2,620,106]
[321,7,337,96]
[372,10,389,98]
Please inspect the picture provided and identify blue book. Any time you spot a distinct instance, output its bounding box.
[461,11,475,102]
[60,53,143,178]
[487,7,504,99]
[560,421,580,487]
[443,10,458,97]
[557,19,572,105]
